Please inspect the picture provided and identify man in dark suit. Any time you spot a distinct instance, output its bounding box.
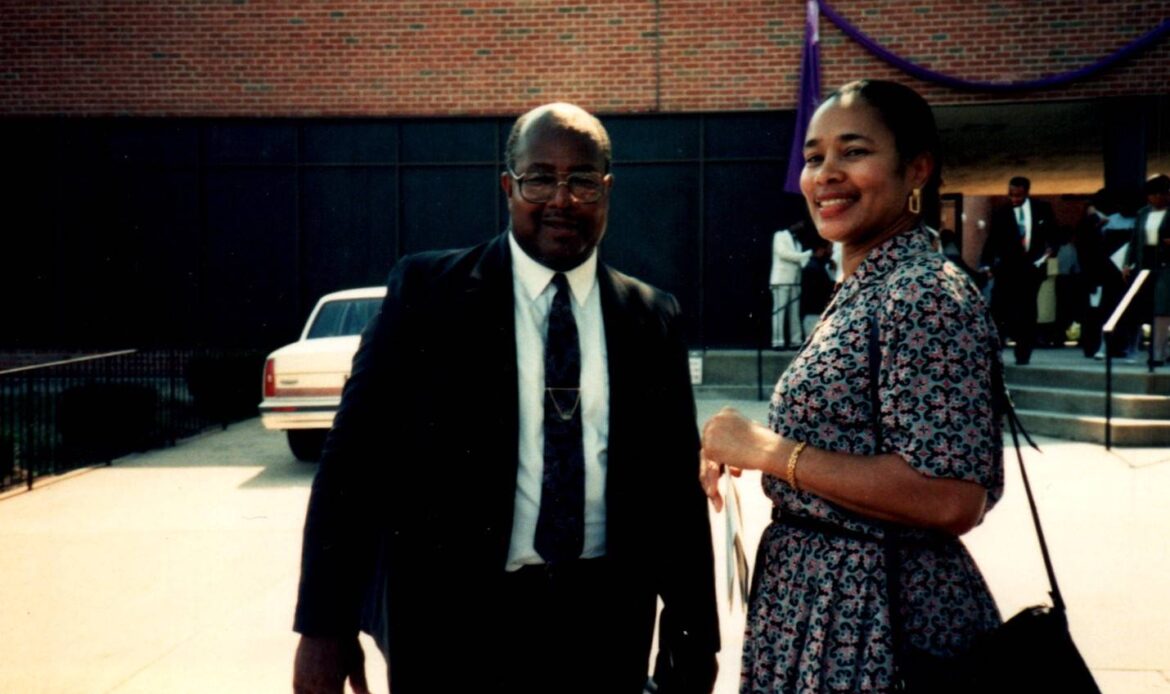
[983,175,1056,365]
[1124,173,1170,366]
[292,102,719,694]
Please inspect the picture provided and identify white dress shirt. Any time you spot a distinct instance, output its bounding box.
[1146,209,1167,246]
[506,231,609,570]
[1017,198,1033,250]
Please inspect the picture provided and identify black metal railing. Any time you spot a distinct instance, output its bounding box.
[756,283,806,400]
[1102,269,1152,450]
[0,348,265,492]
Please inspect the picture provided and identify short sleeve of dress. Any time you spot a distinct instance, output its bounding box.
[877,262,1003,501]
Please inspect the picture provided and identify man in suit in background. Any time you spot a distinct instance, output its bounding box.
[292,102,719,694]
[1125,173,1170,366]
[983,175,1056,365]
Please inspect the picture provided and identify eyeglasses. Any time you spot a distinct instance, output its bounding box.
[507,169,607,204]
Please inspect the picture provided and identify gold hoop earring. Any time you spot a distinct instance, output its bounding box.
[908,187,922,215]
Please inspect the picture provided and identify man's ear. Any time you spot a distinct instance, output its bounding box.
[500,171,514,197]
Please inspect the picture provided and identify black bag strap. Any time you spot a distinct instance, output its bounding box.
[1000,380,1066,612]
[869,312,1066,669]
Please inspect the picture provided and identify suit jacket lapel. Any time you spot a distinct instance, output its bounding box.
[464,234,522,558]
[598,264,636,545]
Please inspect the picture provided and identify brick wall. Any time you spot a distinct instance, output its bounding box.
[1,0,1167,116]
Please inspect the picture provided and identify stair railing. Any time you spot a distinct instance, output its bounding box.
[1102,269,1151,450]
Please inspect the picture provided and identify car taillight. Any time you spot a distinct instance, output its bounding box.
[264,358,276,398]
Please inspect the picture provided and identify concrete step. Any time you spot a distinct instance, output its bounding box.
[696,349,1170,395]
[1004,363,1170,395]
[698,351,794,387]
[692,349,1170,446]
[1008,385,1170,420]
[1015,409,1170,447]
[694,384,773,401]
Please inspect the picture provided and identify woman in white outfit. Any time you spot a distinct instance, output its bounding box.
[770,224,812,348]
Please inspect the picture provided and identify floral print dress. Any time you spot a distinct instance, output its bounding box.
[741,227,1004,693]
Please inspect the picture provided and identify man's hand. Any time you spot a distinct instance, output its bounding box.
[293,635,371,694]
[651,648,719,694]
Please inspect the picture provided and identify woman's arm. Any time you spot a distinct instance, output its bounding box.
[699,407,986,536]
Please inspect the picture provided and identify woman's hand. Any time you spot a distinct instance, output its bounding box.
[701,407,782,473]
[699,407,777,511]
[698,451,729,512]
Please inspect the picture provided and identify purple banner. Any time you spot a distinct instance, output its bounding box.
[818,1,1170,92]
[784,0,822,194]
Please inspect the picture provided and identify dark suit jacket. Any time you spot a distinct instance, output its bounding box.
[1127,205,1170,314]
[985,198,1056,294]
[294,233,719,692]
[1127,205,1170,270]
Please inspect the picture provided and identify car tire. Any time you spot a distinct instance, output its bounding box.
[287,430,327,462]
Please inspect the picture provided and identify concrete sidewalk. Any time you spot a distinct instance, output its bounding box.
[0,407,1167,693]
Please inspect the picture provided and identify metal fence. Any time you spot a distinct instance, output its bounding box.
[0,348,266,492]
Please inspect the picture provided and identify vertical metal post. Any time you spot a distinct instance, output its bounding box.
[757,344,764,402]
[24,376,34,490]
[1104,345,1113,451]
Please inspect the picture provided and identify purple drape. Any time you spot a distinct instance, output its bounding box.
[782,2,1169,197]
[818,1,1170,92]
[783,0,821,194]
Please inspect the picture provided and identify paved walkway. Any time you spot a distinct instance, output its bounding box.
[0,407,1167,693]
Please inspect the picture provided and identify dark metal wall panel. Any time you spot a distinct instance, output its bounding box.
[205,123,299,165]
[704,112,792,160]
[703,160,806,348]
[204,169,300,347]
[605,162,702,341]
[399,166,502,255]
[609,116,701,161]
[303,122,398,164]
[55,163,126,345]
[401,121,498,163]
[110,170,202,345]
[0,121,59,344]
[2,113,803,351]
[300,167,398,326]
[107,122,200,167]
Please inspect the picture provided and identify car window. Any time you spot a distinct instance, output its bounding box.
[306,298,382,339]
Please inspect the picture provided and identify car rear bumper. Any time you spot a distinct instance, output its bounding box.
[259,398,339,431]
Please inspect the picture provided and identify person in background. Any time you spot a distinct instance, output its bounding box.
[1075,189,1115,358]
[769,221,812,349]
[700,80,1003,693]
[1048,225,1082,347]
[800,236,837,339]
[1124,173,1170,366]
[1095,189,1140,359]
[983,175,1056,365]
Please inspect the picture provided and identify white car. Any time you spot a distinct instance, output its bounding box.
[259,286,386,461]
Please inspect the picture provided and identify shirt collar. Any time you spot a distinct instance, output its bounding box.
[829,225,934,313]
[507,229,598,306]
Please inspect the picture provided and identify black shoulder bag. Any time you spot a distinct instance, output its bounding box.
[868,319,1100,693]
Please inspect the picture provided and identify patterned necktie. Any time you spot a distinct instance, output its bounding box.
[1017,206,1028,249]
[535,273,585,564]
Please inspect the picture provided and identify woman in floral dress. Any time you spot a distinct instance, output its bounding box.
[700,80,1004,692]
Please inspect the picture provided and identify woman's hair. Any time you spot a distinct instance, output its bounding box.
[823,79,943,223]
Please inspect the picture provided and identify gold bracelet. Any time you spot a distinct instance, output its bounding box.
[786,441,807,491]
